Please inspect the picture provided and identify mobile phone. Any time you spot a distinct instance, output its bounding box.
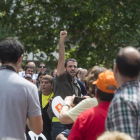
[73,97,85,105]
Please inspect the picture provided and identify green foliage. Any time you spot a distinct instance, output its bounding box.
[0,24,15,41]
[1,0,140,69]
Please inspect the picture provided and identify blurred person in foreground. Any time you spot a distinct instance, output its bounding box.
[68,70,117,140]
[0,37,43,140]
[97,131,134,140]
[106,46,140,140]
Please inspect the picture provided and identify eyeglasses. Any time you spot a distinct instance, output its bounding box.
[39,66,46,68]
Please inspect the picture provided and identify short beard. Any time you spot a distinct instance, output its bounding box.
[66,71,75,78]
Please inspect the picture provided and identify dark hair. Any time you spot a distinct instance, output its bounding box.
[0,37,24,64]
[97,88,114,102]
[64,58,77,67]
[116,48,140,78]
[38,62,46,67]
[24,65,34,71]
[37,71,46,81]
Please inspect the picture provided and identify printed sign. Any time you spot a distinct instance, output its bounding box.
[55,103,63,113]
[52,96,64,118]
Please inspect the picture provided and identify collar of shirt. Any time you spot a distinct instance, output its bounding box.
[115,80,139,95]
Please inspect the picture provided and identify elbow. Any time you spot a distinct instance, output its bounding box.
[59,113,72,124]
[59,113,66,124]
[34,127,43,135]
[59,114,64,124]
[33,121,43,135]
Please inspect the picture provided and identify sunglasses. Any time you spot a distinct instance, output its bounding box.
[39,66,45,68]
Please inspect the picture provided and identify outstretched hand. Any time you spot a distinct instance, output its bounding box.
[60,31,67,40]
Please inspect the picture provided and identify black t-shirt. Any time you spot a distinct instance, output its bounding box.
[53,73,81,99]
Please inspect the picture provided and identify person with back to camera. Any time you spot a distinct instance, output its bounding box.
[106,46,140,140]
[0,37,43,140]
[97,131,134,140]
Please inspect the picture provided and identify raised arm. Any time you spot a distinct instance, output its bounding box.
[57,31,67,77]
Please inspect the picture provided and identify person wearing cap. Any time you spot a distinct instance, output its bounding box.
[19,62,37,80]
[24,74,33,83]
[68,70,117,140]
[106,47,140,140]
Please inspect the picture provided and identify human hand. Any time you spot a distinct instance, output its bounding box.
[49,98,53,104]
[60,30,67,40]
[64,95,75,106]
[83,96,90,99]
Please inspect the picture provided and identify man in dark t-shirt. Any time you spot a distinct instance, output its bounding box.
[51,31,81,140]
[53,31,81,99]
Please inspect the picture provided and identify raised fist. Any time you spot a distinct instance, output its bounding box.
[60,31,67,39]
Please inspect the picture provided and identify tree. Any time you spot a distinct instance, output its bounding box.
[1,0,140,69]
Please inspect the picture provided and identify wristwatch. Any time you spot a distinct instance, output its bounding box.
[63,104,70,109]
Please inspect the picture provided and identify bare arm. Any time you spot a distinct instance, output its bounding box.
[56,133,68,140]
[27,115,43,135]
[59,95,75,124]
[57,31,67,76]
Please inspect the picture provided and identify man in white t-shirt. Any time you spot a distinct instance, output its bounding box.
[0,37,43,140]
[19,61,38,80]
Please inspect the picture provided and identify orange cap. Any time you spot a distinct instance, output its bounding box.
[92,70,117,94]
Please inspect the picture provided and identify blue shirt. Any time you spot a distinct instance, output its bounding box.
[76,79,87,95]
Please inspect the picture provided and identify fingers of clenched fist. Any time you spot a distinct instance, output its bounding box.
[60,31,67,38]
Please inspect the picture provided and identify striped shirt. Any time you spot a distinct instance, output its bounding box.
[106,80,140,140]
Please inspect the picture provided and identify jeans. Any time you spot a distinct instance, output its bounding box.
[51,122,66,140]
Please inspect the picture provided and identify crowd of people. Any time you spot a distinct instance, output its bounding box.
[0,31,140,140]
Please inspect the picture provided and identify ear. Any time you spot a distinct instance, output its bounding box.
[113,63,118,74]
[18,54,23,63]
[64,67,66,71]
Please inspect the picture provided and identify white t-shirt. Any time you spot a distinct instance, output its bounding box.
[19,71,38,80]
[0,69,41,140]
[67,98,98,121]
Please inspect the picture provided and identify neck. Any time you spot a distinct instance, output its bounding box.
[97,98,102,104]
[116,74,138,87]
[42,90,52,96]
[72,77,75,82]
[3,63,18,73]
